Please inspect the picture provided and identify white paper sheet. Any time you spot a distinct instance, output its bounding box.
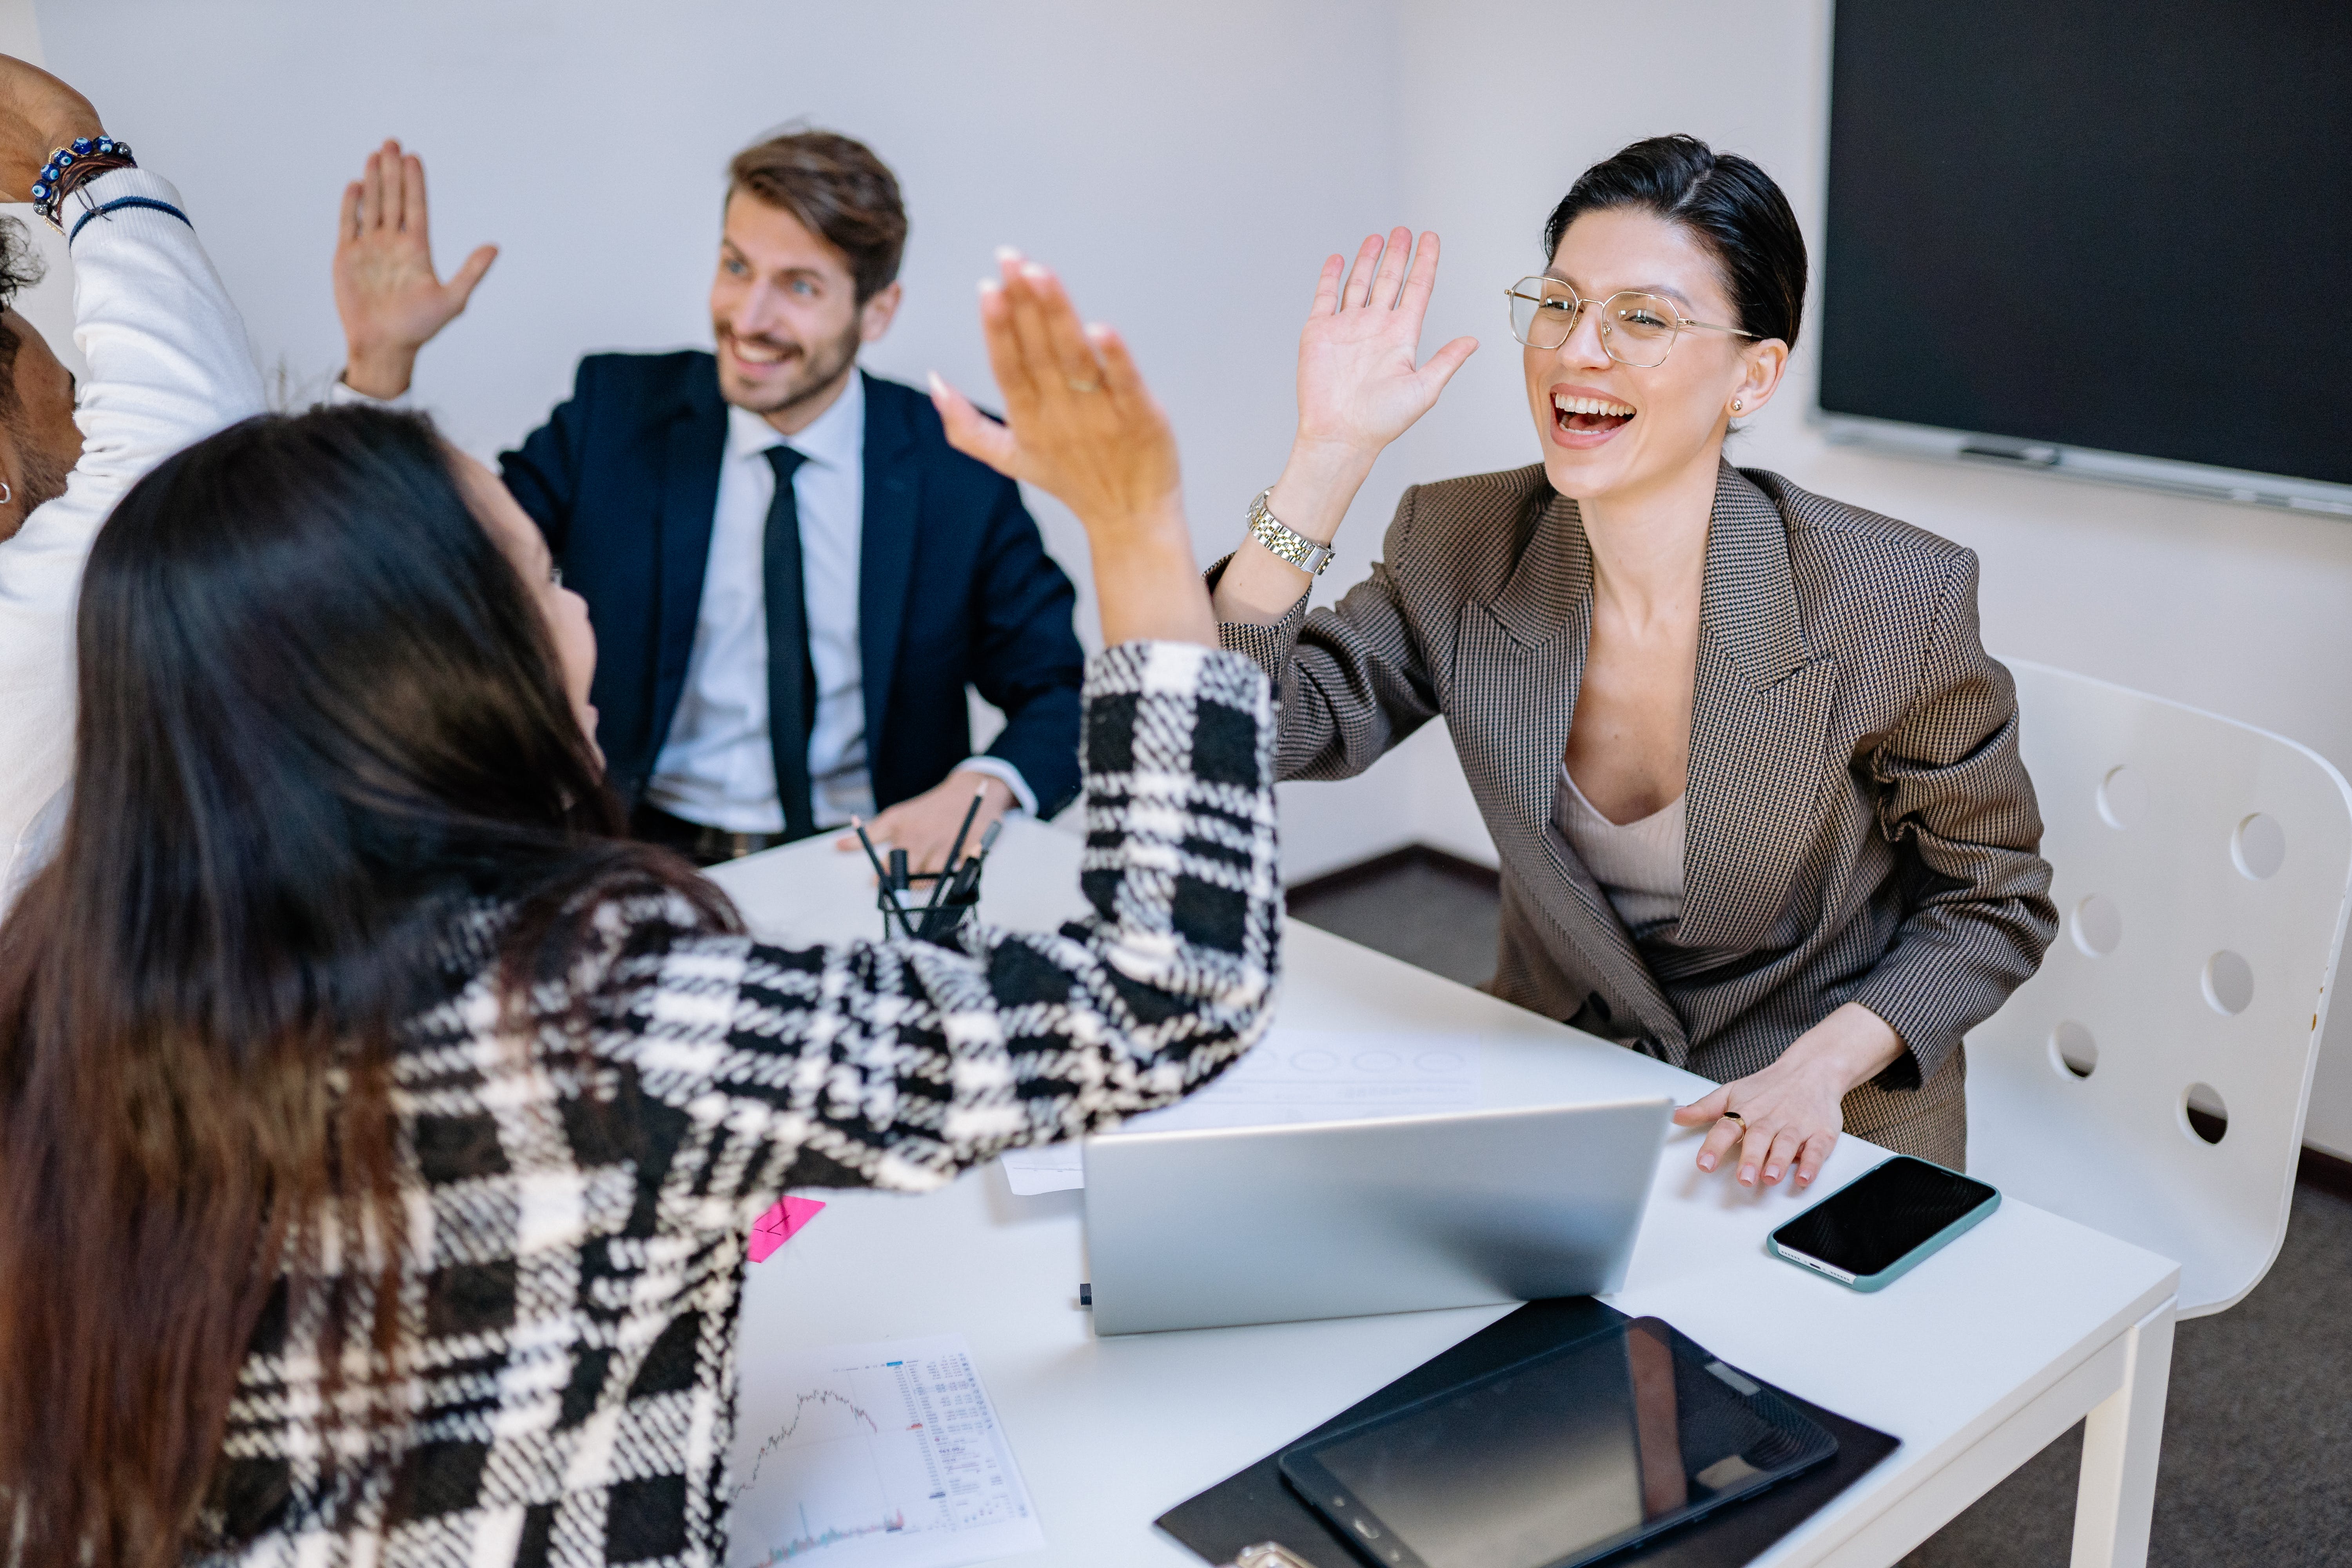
[998,1144,1082,1196]
[726,1332,1045,1568]
[998,1028,1482,1194]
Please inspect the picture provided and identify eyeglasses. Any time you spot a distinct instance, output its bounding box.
[1504,276,1759,368]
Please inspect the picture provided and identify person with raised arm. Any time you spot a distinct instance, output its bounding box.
[0,253,1270,1567]
[0,53,265,900]
[329,132,1086,876]
[1212,136,2053,1187]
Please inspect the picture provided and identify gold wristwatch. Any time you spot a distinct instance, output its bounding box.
[1246,487,1336,577]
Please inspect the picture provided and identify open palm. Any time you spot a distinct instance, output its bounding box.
[933,252,1180,541]
[332,139,495,387]
[1296,228,1477,453]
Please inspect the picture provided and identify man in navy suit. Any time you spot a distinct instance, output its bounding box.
[331,132,1083,869]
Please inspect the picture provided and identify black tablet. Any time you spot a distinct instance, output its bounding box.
[1278,1317,1838,1568]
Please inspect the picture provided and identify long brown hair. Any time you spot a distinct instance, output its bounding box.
[0,407,731,1566]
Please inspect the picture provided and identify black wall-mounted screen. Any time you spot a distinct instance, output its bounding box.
[1821,1,2352,488]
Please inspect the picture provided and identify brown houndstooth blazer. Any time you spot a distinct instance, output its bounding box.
[1214,461,2059,1164]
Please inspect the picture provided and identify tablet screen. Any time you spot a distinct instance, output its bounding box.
[1283,1319,1834,1568]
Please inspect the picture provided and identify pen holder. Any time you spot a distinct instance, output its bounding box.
[876,885,916,941]
[875,870,982,944]
[913,877,982,944]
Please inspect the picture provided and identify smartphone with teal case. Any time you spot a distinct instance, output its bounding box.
[1768,1156,1999,1291]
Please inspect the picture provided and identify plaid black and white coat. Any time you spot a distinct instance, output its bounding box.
[1215,462,2058,1162]
[200,643,1281,1568]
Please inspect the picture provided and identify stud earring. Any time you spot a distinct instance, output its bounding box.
[1730,399,1744,413]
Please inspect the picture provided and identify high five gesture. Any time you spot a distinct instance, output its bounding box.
[1296,229,1477,454]
[1215,229,1475,623]
[333,138,498,399]
[932,250,1212,649]
[0,54,101,200]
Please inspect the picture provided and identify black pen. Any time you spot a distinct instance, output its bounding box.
[926,787,987,916]
[922,818,1002,941]
[851,816,891,881]
[949,821,1001,908]
[852,818,912,939]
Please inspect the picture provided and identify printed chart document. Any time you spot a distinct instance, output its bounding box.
[726,1332,1044,1568]
[1000,1028,1481,1194]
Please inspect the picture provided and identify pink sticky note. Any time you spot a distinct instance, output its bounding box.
[747,1196,827,1263]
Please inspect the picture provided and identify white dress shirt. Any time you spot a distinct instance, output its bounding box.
[646,374,1034,833]
[0,171,266,903]
[336,367,1036,836]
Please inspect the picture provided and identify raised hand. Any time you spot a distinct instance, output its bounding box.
[935,250,1179,533]
[1296,229,1477,456]
[333,139,497,399]
[0,55,101,203]
[930,250,1211,647]
[1209,229,1477,626]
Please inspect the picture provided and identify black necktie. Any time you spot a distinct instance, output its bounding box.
[762,445,818,840]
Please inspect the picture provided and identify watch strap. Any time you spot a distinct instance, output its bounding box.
[1245,487,1335,577]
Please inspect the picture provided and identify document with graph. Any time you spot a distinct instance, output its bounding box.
[725,1332,1044,1568]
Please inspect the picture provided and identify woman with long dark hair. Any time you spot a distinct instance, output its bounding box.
[0,259,1273,1567]
[1211,135,2055,1187]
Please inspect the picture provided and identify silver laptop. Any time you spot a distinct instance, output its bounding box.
[1081,1098,1673,1335]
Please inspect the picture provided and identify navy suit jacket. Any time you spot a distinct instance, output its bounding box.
[499,355,1085,819]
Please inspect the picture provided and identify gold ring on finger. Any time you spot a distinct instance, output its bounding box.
[1718,1110,1745,1124]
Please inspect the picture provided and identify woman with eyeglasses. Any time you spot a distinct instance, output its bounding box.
[0,259,1276,1567]
[1211,135,2055,1189]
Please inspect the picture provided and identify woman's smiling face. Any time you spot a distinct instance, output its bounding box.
[1522,206,1786,506]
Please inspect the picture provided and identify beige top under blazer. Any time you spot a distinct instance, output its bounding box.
[1215,461,2059,1159]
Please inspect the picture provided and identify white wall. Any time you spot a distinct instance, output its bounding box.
[33,0,1427,879]
[32,0,1406,676]
[26,1,2352,1152]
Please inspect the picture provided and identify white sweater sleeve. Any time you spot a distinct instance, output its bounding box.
[0,170,265,897]
[326,374,406,408]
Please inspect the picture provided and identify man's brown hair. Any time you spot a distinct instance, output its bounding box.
[727,130,907,303]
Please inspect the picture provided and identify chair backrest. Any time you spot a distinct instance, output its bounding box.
[1965,661,2352,1316]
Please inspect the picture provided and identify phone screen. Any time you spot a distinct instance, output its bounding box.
[1772,1157,1996,1278]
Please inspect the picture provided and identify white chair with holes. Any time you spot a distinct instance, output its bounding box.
[1966,660,2352,1316]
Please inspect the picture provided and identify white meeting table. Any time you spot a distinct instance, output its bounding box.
[711,820,2179,1568]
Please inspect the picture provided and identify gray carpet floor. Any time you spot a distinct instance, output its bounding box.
[1288,857,2352,1567]
[1287,853,1503,993]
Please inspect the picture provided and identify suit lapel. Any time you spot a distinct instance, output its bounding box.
[857,373,923,761]
[651,376,730,732]
[1677,463,1839,951]
[1458,486,1687,1054]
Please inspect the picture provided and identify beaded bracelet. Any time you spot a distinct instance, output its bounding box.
[30,135,136,233]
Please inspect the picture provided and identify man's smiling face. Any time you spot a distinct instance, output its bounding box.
[708,191,896,426]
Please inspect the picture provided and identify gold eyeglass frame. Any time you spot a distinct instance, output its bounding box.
[1504,276,1759,368]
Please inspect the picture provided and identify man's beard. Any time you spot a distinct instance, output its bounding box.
[14,440,68,516]
[719,313,864,420]
[0,419,71,543]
